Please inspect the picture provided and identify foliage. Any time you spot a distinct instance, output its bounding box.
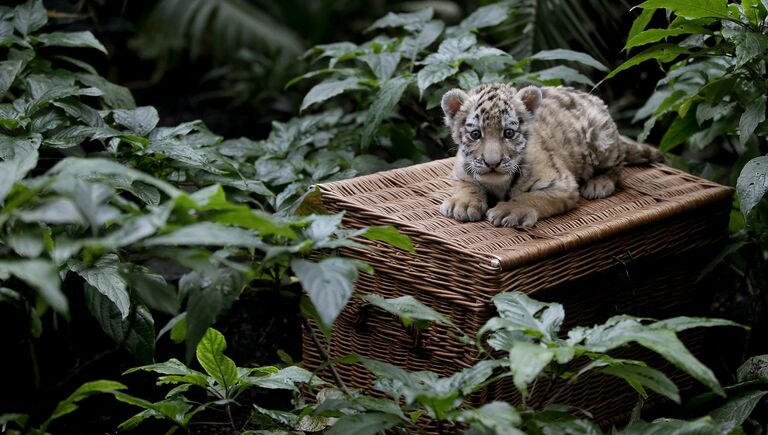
[0,0,407,418]
[107,291,750,434]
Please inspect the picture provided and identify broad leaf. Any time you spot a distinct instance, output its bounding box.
[601,364,680,403]
[660,110,699,152]
[460,402,523,434]
[361,294,449,327]
[637,0,729,19]
[453,2,511,33]
[70,254,130,319]
[326,412,401,435]
[196,328,238,392]
[85,285,155,363]
[490,292,564,341]
[366,8,433,32]
[651,317,742,332]
[530,49,608,72]
[246,366,325,391]
[0,135,39,204]
[508,342,554,396]
[627,8,656,43]
[124,358,208,388]
[0,59,22,97]
[361,76,410,149]
[47,380,127,424]
[361,52,401,81]
[737,355,768,383]
[709,389,768,433]
[301,78,362,112]
[619,416,721,435]
[143,222,262,247]
[736,155,768,217]
[113,106,159,136]
[35,31,108,53]
[0,259,66,314]
[604,44,688,81]
[417,63,458,97]
[624,22,709,51]
[13,0,47,36]
[732,33,768,69]
[738,95,766,144]
[291,258,359,327]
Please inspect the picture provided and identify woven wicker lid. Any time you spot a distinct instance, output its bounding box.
[316,158,732,270]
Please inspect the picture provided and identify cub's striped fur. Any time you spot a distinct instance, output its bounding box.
[440,83,664,227]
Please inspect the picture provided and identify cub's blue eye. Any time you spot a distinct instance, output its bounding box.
[503,129,516,139]
[470,130,482,140]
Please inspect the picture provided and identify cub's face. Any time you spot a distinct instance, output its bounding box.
[442,83,541,184]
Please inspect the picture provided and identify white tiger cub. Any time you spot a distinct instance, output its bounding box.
[440,83,664,227]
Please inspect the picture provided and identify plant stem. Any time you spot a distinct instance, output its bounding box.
[226,403,236,432]
[301,316,351,395]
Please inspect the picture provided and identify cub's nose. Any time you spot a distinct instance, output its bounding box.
[483,159,499,170]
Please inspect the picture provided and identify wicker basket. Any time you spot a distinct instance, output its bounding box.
[302,158,732,427]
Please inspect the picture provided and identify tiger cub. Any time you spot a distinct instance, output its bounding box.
[439,83,663,227]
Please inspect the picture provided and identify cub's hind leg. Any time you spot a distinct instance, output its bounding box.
[580,167,621,200]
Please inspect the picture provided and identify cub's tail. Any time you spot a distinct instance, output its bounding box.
[620,135,666,164]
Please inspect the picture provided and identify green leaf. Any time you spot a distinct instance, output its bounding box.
[530,49,608,72]
[402,20,444,58]
[326,412,401,435]
[72,181,121,230]
[71,254,130,319]
[48,380,127,424]
[360,226,414,253]
[300,78,362,112]
[246,366,325,391]
[85,285,155,363]
[453,2,511,33]
[601,364,680,403]
[13,0,47,36]
[361,76,410,149]
[183,269,243,363]
[660,110,699,152]
[196,328,238,392]
[124,358,208,388]
[603,44,688,81]
[508,342,554,396]
[361,52,401,81]
[619,416,721,435]
[291,258,359,328]
[0,60,22,97]
[0,135,39,204]
[651,317,743,332]
[361,294,449,327]
[737,355,768,383]
[417,63,458,97]
[489,292,564,341]
[581,317,724,396]
[739,95,766,144]
[0,259,66,315]
[637,0,729,19]
[530,65,594,87]
[736,155,768,218]
[460,402,523,434]
[76,73,136,109]
[709,389,768,433]
[627,8,656,43]
[113,106,159,136]
[121,266,179,315]
[624,22,709,51]
[5,229,45,258]
[143,222,262,247]
[49,158,180,199]
[366,8,433,32]
[34,31,108,54]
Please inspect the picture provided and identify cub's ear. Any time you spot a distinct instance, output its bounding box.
[441,89,469,124]
[516,86,542,115]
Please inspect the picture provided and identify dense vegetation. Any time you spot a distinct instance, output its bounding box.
[0,0,767,433]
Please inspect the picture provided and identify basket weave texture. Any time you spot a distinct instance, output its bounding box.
[303,157,732,427]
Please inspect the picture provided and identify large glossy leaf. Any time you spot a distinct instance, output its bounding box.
[301,78,362,112]
[46,380,127,426]
[710,389,768,433]
[0,259,66,314]
[361,52,401,81]
[619,416,721,435]
[196,328,238,392]
[490,292,564,341]
[49,158,181,198]
[361,76,410,149]
[85,285,155,363]
[737,355,768,383]
[452,2,511,34]
[113,106,159,136]
[508,342,554,396]
[736,155,768,217]
[143,222,262,247]
[326,412,401,435]
[0,60,22,97]
[360,226,414,253]
[624,22,709,51]
[121,266,179,315]
[530,49,608,71]
[182,268,243,363]
[651,317,743,332]
[460,402,523,434]
[13,0,47,36]
[35,31,108,54]
[603,44,688,81]
[738,96,766,144]
[123,358,208,387]
[637,0,729,19]
[291,258,359,327]
[659,110,699,152]
[417,63,458,97]
[246,366,325,391]
[0,135,39,204]
[71,254,130,319]
[76,73,136,109]
[361,294,449,327]
[601,364,680,403]
[366,8,433,32]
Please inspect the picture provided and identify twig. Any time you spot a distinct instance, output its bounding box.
[300,317,350,395]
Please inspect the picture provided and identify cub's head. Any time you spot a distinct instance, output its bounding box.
[441,83,541,183]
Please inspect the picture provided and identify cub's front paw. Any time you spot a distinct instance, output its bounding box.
[440,195,487,222]
[486,203,538,227]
